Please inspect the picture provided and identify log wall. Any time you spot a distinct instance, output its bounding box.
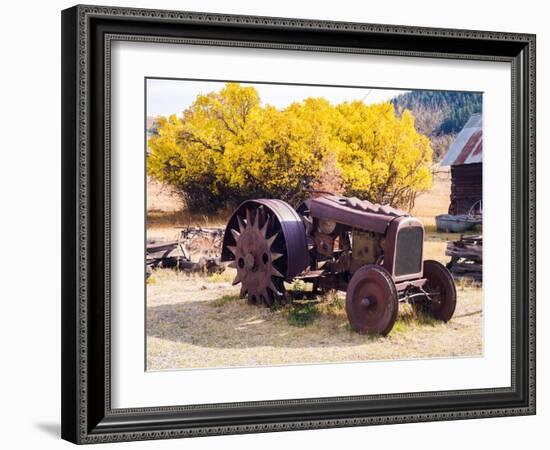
[449,162,482,215]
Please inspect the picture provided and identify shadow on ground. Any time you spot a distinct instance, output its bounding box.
[146,297,394,349]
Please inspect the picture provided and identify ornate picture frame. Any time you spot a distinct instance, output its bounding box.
[61,4,535,444]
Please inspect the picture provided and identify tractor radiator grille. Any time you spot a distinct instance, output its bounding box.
[395,227,423,276]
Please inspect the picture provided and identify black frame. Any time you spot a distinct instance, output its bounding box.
[61,4,536,444]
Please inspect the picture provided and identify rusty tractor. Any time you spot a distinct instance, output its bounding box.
[221,195,456,335]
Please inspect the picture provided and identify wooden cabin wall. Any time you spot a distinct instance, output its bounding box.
[449,162,482,215]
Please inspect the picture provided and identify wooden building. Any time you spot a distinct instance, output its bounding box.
[440,113,482,216]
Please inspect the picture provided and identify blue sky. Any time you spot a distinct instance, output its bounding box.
[146,78,409,118]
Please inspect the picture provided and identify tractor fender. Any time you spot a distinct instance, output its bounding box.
[221,199,309,279]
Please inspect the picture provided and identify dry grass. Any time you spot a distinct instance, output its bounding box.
[412,169,452,228]
[146,177,230,240]
[147,177,184,213]
[146,268,482,370]
[146,175,483,370]
[147,210,231,242]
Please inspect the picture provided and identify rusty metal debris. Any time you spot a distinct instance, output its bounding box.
[221,193,457,335]
[446,235,482,280]
[147,227,225,276]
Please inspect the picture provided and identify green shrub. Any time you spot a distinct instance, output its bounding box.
[287,303,319,327]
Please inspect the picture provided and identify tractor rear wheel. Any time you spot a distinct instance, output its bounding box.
[345,265,398,335]
[413,259,457,322]
[222,199,309,307]
[226,206,286,307]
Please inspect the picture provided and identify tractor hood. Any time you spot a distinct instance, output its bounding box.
[306,195,409,235]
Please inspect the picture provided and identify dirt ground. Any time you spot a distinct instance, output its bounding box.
[146,173,483,371]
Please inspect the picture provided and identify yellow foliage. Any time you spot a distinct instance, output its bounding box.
[147,83,432,211]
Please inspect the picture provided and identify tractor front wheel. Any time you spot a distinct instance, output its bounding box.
[345,265,398,335]
[413,259,457,322]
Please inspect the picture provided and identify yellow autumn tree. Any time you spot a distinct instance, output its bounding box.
[336,101,433,206]
[147,83,432,212]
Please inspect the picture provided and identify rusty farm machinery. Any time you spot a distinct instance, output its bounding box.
[146,226,225,276]
[220,195,457,335]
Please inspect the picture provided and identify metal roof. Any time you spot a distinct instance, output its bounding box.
[440,113,482,166]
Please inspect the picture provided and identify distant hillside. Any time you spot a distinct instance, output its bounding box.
[392,91,482,161]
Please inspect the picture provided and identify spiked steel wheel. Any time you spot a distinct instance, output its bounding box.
[345,265,398,335]
[226,206,286,306]
[221,199,313,307]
